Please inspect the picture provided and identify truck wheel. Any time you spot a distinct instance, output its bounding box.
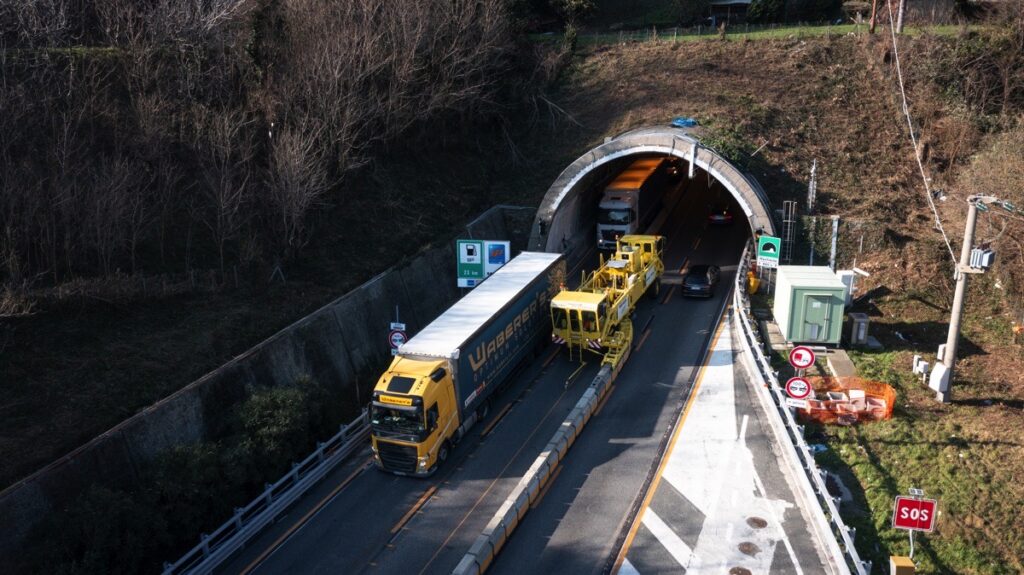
[477,400,491,421]
[438,441,450,464]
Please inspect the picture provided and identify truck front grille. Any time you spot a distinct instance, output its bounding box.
[377,441,418,473]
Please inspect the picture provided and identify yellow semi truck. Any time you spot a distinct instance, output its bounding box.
[550,235,664,369]
[370,252,565,476]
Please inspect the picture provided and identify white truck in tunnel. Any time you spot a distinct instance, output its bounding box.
[596,157,670,250]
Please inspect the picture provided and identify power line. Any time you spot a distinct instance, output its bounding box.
[885,1,959,267]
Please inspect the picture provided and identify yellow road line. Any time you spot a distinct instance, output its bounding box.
[480,403,513,438]
[678,257,689,274]
[660,286,676,305]
[531,464,563,509]
[240,455,374,575]
[592,385,617,417]
[417,383,573,574]
[541,347,560,369]
[391,484,439,535]
[611,309,730,572]
[634,327,653,352]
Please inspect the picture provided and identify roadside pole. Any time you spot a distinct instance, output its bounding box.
[937,200,977,402]
[896,0,907,34]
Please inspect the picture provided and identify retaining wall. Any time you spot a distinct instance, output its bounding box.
[0,205,534,564]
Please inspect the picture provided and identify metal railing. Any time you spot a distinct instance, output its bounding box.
[732,244,871,575]
[162,410,371,575]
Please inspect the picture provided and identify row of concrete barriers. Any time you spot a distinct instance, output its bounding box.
[452,361,618,575]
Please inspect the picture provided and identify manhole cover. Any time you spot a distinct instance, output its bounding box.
[747,516,768,529]
[729,568,753,575]
[738,541,761,556]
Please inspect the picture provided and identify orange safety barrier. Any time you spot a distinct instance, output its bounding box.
[794,376,896,426]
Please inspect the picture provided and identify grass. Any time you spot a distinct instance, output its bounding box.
[531,23,977,46]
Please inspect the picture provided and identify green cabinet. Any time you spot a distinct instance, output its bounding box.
[773,266,847,345]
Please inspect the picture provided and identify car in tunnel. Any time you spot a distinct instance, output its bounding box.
[707,204,733,225]
[682,264,721,298]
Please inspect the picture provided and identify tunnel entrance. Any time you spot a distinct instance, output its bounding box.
[529,126,774,266]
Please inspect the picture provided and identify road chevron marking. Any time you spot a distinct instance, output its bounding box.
[641,507,696,568]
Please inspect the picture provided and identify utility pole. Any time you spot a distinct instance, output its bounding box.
[933,196,998,402]
[896,0,907,34]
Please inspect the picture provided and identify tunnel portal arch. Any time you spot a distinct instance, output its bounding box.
[529,126,775,261]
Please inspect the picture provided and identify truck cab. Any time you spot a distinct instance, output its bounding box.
[596,194,636,250]
[370,356,458,476]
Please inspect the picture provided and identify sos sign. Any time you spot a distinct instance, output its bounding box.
[892,496,937,532]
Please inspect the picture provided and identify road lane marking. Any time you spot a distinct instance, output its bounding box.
[531,463,563,509]
[416,381,574,575]
[641,507,695,568]
[593,385,616,417]
[480,403,513,438]
[634,327,653,352]
[611,310,730,573]
[678,258,689,274]
[391,484,439,535]
[661,285,677,304]
[692,237,702,250]
[620,558,642,575]
[240,455,374,575]
[541,347,560,369]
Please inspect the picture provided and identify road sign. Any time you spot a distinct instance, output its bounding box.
[786,377,812,400]
[390,322,406,331]
[785,398,809,409]
[457,239,485,287]
[388,329,408,355]
[756,235,782,269]
[457,239,511,288]
[789,345,816,369]
[893,496,937,532]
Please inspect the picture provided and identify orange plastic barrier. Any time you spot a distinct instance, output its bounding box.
[795,376,896,426]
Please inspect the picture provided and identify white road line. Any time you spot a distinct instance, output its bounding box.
[725,522,734,542]
[641,508,695,569]
[619,557,642,575]
[751,464,805,575]
[737,414,749,442]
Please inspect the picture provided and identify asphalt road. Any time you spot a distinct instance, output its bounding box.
[223,184,748,575]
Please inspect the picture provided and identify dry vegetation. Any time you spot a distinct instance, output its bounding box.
[540,13,1024,571]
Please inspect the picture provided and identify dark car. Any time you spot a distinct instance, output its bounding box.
[708,204,733,225]
[682,264,721,297]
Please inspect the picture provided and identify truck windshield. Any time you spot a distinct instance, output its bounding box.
[599,209,633,225]
[371,405,425,439]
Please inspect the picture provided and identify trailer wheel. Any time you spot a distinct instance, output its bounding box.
[477,400,491,421]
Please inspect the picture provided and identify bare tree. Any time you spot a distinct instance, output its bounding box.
[193,107,257,272]
[267,118,331,254]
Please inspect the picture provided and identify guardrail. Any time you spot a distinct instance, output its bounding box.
[731,244,871,575]
[162,410,371,575]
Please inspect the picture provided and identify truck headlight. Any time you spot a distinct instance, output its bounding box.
[418,456,429,469]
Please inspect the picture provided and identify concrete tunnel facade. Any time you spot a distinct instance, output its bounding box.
[528,126,775,264]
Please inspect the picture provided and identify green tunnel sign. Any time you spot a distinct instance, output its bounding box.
[757,235,781,268]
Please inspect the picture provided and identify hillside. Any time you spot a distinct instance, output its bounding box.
[5,16,1024,574]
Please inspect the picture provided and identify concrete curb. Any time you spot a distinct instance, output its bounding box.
[451,363,616,575]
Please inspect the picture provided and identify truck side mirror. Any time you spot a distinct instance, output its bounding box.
[430,368,446,382]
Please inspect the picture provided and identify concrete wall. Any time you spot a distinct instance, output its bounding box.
[0,205,534,563]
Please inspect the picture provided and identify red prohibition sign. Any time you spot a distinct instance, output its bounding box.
[786,377,812,400]
[388,329,408,349]
[789,345,816,369]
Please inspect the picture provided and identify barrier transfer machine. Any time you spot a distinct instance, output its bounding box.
[550,235,665,371]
